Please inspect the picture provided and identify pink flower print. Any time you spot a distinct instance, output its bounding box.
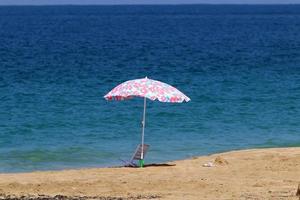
[160,96,166,102]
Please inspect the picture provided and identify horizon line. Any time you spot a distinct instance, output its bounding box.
[1,3,300,6]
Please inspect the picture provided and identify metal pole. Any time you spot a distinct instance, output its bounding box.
[141,97,146,161]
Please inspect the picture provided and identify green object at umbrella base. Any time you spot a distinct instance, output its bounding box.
[139,159,144,168]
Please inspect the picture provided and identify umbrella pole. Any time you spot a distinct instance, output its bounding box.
[140,97,146,167]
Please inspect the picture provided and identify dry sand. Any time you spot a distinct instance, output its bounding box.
[0,147,300,199]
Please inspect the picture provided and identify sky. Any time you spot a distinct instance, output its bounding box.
[0,0,299,5]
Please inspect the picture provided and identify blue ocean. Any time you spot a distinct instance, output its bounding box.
[0,5,300,172]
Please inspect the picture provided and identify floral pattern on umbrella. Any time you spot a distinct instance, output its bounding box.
[104,77,190,103]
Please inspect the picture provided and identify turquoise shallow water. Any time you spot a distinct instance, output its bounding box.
[0,5,300,172]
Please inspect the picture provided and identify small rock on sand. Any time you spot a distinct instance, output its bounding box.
[214,156,229,165]
[296,183,300,197]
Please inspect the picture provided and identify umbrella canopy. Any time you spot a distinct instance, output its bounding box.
[104,77,190,103]
[104,77,190,167]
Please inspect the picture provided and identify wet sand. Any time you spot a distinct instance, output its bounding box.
[0,147,299,199]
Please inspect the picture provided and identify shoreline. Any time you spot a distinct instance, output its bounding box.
[0,146,290,174]
[0,147,299,199]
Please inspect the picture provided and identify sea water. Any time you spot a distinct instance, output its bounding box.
[0,5,300,172]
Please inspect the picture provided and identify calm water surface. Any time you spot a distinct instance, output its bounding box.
[0,5,300,172]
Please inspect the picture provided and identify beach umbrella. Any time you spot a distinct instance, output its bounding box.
[104,77,190,167]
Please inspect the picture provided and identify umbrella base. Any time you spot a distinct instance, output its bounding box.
[139,159,144,168]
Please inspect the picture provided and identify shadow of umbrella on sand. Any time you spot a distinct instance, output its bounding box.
[104,77,190,167]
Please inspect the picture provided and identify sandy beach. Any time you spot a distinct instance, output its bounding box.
[0,147,299,200]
